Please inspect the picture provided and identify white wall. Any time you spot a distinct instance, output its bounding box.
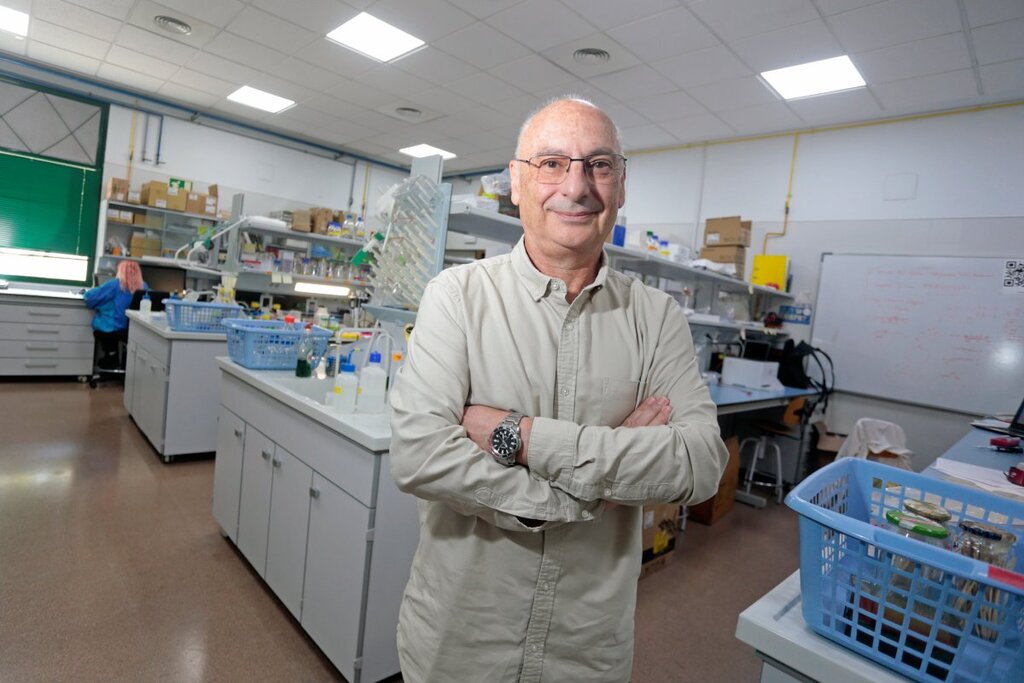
[622,104,1024,464]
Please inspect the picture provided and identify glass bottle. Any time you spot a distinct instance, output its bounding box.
[295,324,315,378]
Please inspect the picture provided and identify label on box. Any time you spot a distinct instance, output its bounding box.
[119,211,133,221]
[127,190,140,203]
[155,199,167,208]
[167,186,180,196]
[643,510,654,528]
[106,208,119,219]
[706,233,720,244]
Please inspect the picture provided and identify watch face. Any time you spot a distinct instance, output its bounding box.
[491,426,521,457]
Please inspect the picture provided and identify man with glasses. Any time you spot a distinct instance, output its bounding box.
[390,97,728,682]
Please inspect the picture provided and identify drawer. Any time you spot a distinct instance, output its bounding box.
[0,339,94,359]
[0,356,92,375]
[128,323,170,367]
[0,321,94,343]
[0,301,92,326]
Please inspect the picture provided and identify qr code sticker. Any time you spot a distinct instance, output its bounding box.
[1004,260,1024,290]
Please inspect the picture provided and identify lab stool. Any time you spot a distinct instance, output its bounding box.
[738,397,807,504]
[89,330,127,388]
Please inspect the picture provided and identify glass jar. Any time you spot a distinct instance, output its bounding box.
[952,520,1018,642]
[884,509,949,587]
[903,500,953,547]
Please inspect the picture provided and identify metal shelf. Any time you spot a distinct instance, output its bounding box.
[239,223,366,250]
[685,316,788,336]
[108,200,218,223]
[610,248,794,299]
[363,304,416,325]
[446,205,522,243]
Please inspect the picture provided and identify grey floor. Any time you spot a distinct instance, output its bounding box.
[0,379,800,682]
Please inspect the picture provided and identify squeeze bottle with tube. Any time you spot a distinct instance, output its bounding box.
[356,352,387,413]
[327,361,359,414]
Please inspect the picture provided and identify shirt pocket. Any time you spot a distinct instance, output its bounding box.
[599,377,644,427]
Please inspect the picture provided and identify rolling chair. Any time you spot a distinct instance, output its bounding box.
[89,329,128,388]
[739,396,807,503]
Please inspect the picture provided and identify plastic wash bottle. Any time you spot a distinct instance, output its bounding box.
[356,351,387,413]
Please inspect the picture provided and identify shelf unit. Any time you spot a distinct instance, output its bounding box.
[445,205,523,243]
[104,200,219,259]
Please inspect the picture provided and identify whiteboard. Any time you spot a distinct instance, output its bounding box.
[812,254,1024,415]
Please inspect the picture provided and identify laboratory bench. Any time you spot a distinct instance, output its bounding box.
[124,310,228,460]
[0,283,93,376]
[211,358,417,683]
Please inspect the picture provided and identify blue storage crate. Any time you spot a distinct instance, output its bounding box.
[786,459,1024,683]
[221,319,331,370]
[162,299,243,332]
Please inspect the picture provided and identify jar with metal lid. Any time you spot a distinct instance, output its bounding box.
[904,500,952,535]
[953,520,1018,642]
[884,509,950,587]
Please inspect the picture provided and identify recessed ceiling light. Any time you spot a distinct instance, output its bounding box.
[573,48,610,65]
[326,12,424,63]
[760,56,866,100]
[399,144,456,160]
[153,15,192,36]
[227,86,295,114]
[0,5,30,38]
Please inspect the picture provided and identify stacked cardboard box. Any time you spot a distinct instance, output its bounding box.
[140,181,169,209]
[688,436,740,525]
[164,184,187,211]
[291,209,312,232]
[107,178,129,202]
[701,216,751,277]
[311,208,335,235]
[185,192,218,216]
[640,503,680,578]
[129,234,160,258]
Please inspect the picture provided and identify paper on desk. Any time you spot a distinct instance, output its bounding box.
[972,418,1010,430]
[931,458,1024,498]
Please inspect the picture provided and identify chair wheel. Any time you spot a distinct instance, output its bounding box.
[88,379,98,388]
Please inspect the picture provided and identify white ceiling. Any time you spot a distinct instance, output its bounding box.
[1,0,1022,173]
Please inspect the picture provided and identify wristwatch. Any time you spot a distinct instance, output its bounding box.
[489,411,525,466]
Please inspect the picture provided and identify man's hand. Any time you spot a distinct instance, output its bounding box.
[621,396,672,427]
[462,405,533,466]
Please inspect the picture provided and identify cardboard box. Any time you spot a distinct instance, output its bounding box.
[129,234,160,258]
[140,181,169,209]
[722,357,780,390]
[291,209,312,233]
[133,212,151,226]
[688,436,740,525]
[118,210,134,223]
[207,184,219,198]
[126,189,141,204]
[186,192,208,215]
[640,503,679,579]
[107,177,129,202]
[164,184,187,212]
[700,245,746,277]
[311,207,334,235]
[203,196,218,217]
[704,216,751,247]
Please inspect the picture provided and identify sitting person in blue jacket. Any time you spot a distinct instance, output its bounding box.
[84,260,147,369]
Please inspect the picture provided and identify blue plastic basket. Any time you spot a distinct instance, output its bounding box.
[786,459,1024,683]
[162,299,243,332]
[221,319,331,370]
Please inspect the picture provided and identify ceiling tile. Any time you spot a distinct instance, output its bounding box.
[730,19,846,72]
[366,127,423,150]
[488,55,577,93]
[153,0,245,27]
[687,0,819,41]
[265,58,348,92]
[619,123,677,150]
[186,52,262,86]
[29,20,110,60]
[393,47,479,87]
[105,45,181,81]
[871,68,979,111]
[97,63,165,92]
[445,0,525,20]
[204,31,288,71]
[352,65,429,98]
[452,103,521,131]
[169,68,237,97]
[294,39,379,79]
[598,101,652,129]
[559,0,681,32]
[126,1,221,50]
[628,90,707,122]
[157,81,221,107]
[652,45,753,89]
[716,101,802,133]
[210,99,270,122]
[812,0,886,14]
[963,0,1024,28]
[301,92,365,118]
[343,109,408,134]
[607,6,719,62]
[226,6,318,55]
[486,0,597,52]
[978,58,1024,97]
[489,93,543,124]
[115,25,199,65]
[345,140,399,158]
[32,0,122,41]
[541,33,643,79]
[459,127,516,151]
[249,75,316,103]
[63,0,135,20]
[272,106,346,130]
[401,86,478,115]
[323,80,395,108]
[366,0,477,43]
[26,42,101,76]
[445,71,529,105]
[972,17,1024,65]
[853,32,971,84]
[659,113,736,142]
[413,115,486,140]
[826,0,963,53]
[434,21,532,71]
[784,87,882,123]
[689,75,780,111]
[252,0,356,33]
[590,65,678,100]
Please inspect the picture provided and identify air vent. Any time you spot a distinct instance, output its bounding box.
[393,106,423,121]
[153,15,192,36]
[573,48,610,65]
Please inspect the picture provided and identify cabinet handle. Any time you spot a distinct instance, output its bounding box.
[25,345,59,351]
[24,361,59,368]
[28,311,61,317]
[261,450,271,461]
[27,328,60,334]
[272,458,281,468]
[309,487,320,499]
[233,428,243,439]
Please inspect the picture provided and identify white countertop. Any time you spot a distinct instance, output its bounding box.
[0,284,86,301]
[127,310,228,340]
[735,571,906,683]
[216,357,391,452]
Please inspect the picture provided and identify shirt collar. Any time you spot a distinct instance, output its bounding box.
[511,237,610,302]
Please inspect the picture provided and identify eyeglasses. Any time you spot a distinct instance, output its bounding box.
[514,153,627,184]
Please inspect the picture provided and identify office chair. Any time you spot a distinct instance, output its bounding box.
[739,396,807,503]
[89,329,128,388]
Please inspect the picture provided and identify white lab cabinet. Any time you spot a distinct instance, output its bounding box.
[212,360,418,683]
[0,287,93,376]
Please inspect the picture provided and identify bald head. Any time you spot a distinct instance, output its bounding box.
[515,97,622,159]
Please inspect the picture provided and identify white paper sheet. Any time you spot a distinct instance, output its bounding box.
[931,457,1024,498]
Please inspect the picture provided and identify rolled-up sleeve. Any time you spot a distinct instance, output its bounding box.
[389,275,603,531]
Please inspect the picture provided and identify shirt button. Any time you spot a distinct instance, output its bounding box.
[541,582,550,591]
[582,510,592,520]
[531,644,539,652]
[559,387,569,397]
[604,488,612,496]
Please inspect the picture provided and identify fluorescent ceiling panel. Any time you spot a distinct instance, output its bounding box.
[0,5,29,37]
[326,12,424,63]
[226,85,295,113]
[399,143,456,160]
[760,56,865,100]
[294,281,351,297]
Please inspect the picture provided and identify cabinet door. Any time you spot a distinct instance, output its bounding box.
[123,340,138,413]
[237,426,274,575]
[211,407,246,541]
[301,474,371,682]
[264,446,313,619]
[134,349,168,452]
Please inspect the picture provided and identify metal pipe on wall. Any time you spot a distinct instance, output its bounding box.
[141,112,150,163]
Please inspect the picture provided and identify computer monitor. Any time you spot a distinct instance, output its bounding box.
[139,264,186,294]
[1009,396,1024,437]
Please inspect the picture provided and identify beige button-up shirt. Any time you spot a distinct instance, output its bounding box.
[390,239,728,683]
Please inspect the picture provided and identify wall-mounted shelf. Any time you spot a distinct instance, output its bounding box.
[237,222,366,250]
[446,205,522,243]
[109,200,219,224]
[611,249,794,299]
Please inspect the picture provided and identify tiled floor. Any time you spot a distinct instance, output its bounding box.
[0,379,799,682]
